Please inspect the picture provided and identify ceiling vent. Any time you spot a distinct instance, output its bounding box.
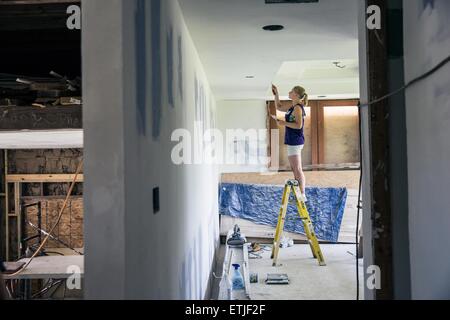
[263,25,285,31]
[265,0,319,3]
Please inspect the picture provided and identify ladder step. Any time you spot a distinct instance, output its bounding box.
[272,183,326,267]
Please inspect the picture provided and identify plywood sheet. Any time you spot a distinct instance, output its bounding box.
[221,171,360,189]
[23,197,84,249]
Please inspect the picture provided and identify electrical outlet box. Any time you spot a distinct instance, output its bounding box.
[153,187,160,214]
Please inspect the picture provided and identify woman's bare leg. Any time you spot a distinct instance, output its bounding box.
[288,154,306,195]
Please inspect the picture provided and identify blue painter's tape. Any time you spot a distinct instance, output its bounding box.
[177,36,184,101]
[135,0,147,136]
[167,26,174,108]
[151,0,162,139]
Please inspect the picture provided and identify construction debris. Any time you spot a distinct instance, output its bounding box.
[279,237,294,248]
[0,72,81,108]
[250,243,262,252]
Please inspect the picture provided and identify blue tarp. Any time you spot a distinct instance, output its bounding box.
[219,183,347,243]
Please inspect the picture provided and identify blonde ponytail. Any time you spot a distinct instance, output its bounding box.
[302,92,309,107]
[293,86,308,106]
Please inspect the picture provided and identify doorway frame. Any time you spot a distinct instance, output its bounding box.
[359,0,411,300]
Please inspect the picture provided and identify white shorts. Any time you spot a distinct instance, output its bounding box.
[287,145,304,157]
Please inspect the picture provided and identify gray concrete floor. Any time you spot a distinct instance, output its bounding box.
[211,244,364,300]
[249,244,364,300]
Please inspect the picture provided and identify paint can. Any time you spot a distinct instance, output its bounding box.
[250,272,258,283]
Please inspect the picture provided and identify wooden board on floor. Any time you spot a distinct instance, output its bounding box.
[221,171,360,189]
[221,216,308,243]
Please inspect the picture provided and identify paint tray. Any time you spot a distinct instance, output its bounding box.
[265,274,289,285]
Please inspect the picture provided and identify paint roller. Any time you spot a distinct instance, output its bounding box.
[227,224,246,247]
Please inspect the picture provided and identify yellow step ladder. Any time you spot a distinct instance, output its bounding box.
[271,180,326,267]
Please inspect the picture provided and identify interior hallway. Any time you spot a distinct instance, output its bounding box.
[2,0,450,301]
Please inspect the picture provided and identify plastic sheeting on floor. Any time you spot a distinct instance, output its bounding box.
[219,183,348,243]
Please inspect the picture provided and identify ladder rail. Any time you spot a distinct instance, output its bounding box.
[271,185,291,266]
[272,180,327,267]
[292,185,326,266]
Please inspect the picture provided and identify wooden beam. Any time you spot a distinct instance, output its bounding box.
[0,105,82,130]
[14,182,21,259]
[316,99,359,107]
[310,101,319,168]
[0,0,79,5]
[317,104,325,165]
[266,102,273,170]
[368,0,393,300]
[6,174,84,183]
[4,150,9,261]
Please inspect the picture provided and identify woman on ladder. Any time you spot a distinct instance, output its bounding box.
[271,84,308,201]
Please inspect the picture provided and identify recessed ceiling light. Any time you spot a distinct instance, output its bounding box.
[263,25,284,31]
[245,76,255,79]
[265,0,319,3]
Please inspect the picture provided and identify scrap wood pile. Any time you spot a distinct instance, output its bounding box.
[0,71,81,108]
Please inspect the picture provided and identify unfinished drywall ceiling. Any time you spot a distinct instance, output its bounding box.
[271,60,359,99]
[178,0,359,100]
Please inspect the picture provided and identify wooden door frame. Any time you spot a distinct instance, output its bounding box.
[316,99,360,165]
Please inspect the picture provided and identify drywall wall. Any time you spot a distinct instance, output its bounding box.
[403,0,450,299]
[83,0,219,299]
[216,100,268,173]
[83,0,126,298]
